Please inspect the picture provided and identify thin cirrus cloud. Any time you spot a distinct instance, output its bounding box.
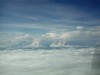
[0,0,100,29]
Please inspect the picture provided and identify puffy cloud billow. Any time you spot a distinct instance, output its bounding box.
[0,28,100,50]
[31,29,100,49]
[0,33,33,50]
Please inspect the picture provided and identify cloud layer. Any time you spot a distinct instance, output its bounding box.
[0,26,99,50]
[0,48,95,75]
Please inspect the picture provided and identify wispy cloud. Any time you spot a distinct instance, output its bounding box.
[0,0,100,30]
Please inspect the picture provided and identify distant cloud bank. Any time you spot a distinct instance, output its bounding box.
[0,26,100,50]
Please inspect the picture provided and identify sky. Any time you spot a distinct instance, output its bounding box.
[0,0,100,49]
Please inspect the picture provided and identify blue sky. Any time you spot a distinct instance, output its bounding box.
[0,0,100,49]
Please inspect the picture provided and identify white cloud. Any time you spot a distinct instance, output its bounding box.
[41,30,82,41]
[10,30,100,48]
[5,33,33,49]
[15,34,30,40]
[76,26,84,30]
[0,48,94,75]
[0,28,100,50]
[50,40,65,47]
[31,30,100,48]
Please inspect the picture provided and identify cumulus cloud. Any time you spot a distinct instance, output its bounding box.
[0,28,100,50]
[31,29,100,48]
[0,33,33,50]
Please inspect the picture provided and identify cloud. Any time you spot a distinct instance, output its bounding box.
[31,29,100,48]
[0,27,100,50]
[0,48,95,75]
[10,34,33,49]
[1,0,100,31]
[0,33,33,50]
[76,26,85,30]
